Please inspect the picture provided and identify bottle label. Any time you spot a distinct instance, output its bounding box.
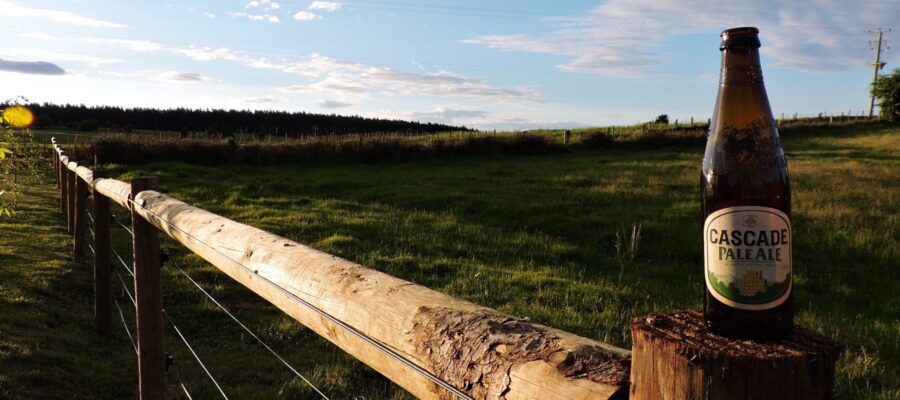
[704,206,791,310]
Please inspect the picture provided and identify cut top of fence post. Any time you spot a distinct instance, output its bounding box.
[630,310,843,400]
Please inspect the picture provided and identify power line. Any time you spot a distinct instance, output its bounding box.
[868,28,891,118]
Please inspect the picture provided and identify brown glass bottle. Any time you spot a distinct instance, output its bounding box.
[701,27,793,340]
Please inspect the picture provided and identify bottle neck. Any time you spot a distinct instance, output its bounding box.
[720,48,763,85]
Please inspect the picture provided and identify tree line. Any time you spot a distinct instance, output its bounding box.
[17,103,469,137]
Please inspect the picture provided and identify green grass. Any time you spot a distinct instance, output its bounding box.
[3,123,898,399]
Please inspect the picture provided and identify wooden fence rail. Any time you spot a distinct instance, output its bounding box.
[49,137,844,400]
[50,138,632,400]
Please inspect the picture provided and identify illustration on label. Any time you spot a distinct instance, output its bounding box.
[704,206,792,310]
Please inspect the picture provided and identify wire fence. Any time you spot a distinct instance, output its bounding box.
[54,141,486,400]
[92,207,335,399]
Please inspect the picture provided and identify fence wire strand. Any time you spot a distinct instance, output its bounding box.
[128,198,474,400]
[163,310,230,400]
[173,260,330,400]
[115,260,204,400]
[113,216,134,237]
[113,297,138,355]
[112,247,135,276]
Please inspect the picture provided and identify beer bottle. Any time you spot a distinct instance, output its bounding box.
[701,27,793,340]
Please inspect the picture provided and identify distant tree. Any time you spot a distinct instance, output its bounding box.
[25,103,468,137]
[77,119,99,132]
[873,68,900,121]
[654,114,670,124]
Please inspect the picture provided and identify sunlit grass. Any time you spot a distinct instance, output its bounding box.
[2,123,897,399]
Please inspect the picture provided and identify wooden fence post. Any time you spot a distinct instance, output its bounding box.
[58,152,67,215]
[564,129,571,145]
[66,162,76,235]
[130,176,165,400]
[630,310,843,400]
[93,170,111,336]
[52,146,59,188]
[73,172,88,262]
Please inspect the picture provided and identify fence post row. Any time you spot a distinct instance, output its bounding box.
[130,176,166,400]
[73,171,88,262]
[93,169,112,336]
[66,163,76,235]
[47,139,844,400]
[58,151,67,217]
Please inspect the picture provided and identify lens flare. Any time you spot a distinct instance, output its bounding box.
[2,105,34,129]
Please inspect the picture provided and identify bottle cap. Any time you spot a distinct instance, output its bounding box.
[720,27,761,50]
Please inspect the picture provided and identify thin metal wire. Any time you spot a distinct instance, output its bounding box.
[116,271,136,306]
[112,247,135,276]
[113,297,138,354]
[163,310,230,400]
[114,246,222,399]
[173,260,329,400]
[171,361,195,400]
[114,266,195,399]
[114,216,134,236]
[128,199,474,400]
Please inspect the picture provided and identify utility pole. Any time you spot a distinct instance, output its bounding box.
[868,28,891,118]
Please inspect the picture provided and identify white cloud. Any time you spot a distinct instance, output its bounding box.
[317,99,353,108]
[248,53,362,77]
[160,72,213,82]
[82,38,164,52]
[273,55,540,102]
[463,0,900,74]
[245,0,279,11]
[174,46,243,61]
[14,31,164,52]
[240,95,285,104]
[229,11,280,23]
[0,0,125,28]
[308,1,342,12]
[1,48,121,67]
[293,11,320,20]
[410,107,487,121]
[203,12,216,19]
[0,58,66,75]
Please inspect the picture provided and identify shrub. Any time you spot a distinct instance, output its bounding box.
[69,133,564,166]
[76,119,99,132]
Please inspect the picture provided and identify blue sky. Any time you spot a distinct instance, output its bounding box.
[0,0,896,129]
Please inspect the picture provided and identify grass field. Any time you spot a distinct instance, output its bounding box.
[2,123,898,399]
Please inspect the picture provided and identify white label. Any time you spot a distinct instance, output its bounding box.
[704,206,792,310]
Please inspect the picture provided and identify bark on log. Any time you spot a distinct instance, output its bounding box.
[131,189,631,400]
[630,310,843,400]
